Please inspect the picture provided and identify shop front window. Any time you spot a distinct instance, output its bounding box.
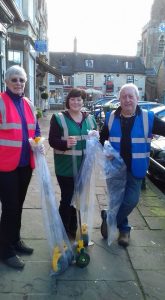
[8,50,23,68]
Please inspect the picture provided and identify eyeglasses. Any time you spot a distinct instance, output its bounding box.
[10,78,26,83]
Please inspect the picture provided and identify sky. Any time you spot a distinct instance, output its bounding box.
[46,0,154,56]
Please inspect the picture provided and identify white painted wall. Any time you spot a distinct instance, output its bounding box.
[73,72,146,100]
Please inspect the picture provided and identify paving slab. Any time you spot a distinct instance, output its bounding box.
[21,209,46,239]
[137,270,165,300]
[144,217,165,229]
[128,246,165,270]
[129,208,147,229]
[139,196,165,207]
[130,229,165,247]
[138,205,165,217]
[140,189,158,197]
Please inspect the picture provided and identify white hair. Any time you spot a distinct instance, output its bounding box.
[119,83,139,98]
[5,65,27,81]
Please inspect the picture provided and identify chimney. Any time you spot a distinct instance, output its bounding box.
[74,37,77,54]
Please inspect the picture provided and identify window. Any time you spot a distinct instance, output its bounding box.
[15,0,23,11]
[106,75,112,81]
[49,74,55,83]
[8,50,23,67]
[158,35,165,55]
[63,76,72,85]
[85,60,94,68]
[125,61,133,69]
[86,74,94,87]
[127,75,134,83]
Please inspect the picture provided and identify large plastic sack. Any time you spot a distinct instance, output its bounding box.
[29,137,74,276]
[72,130,104,244]
[103,141,127,246]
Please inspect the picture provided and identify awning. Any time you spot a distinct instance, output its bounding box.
[0,0,14,24]
[36,57,62,79]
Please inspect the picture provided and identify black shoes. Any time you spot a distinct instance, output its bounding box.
[118,232,130,247]
[4,255,25,269]
[101,209,108,239]
[14,240,34,255]
[0,240,33,269]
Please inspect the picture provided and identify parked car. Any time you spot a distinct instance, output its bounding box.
[138,101,164,110]
[102,101,164,120]
[148,135,165,182]
[147,107,165,182]
[150,105,165,119]
[92,97,114,110]
[91,98,117,118]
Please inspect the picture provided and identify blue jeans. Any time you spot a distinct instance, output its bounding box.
[116,171,142,233]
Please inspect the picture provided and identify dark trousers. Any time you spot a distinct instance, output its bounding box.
[57,175,77,234]
[0,165,32,259]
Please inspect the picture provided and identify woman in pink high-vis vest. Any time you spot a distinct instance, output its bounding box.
[0,65,43,269]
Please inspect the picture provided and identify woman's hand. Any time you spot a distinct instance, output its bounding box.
[67,136,77,148]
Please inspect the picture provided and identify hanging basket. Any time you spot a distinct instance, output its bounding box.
[41,92,49,100]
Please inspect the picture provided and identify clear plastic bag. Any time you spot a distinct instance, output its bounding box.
[72,131,104,244]
[103,141,126,179]
[29,138,74,275]
[103,141,127,246]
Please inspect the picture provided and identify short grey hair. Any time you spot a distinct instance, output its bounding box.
[5,65,27,82]
[119,83,139,98]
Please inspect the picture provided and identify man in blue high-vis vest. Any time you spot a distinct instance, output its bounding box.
[100,83,165,247]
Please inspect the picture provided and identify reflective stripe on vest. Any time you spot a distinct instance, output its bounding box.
[132,152,150,158]
[54,149,86,155]
[0,139,22,147]
[58,112,69,137]
[0,123,35,130]
[0,123,22,129]
[61,134,89,141]
[109,137,120,142]
[108,110,115,132]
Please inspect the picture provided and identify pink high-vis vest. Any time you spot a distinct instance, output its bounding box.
[0,92,36,171]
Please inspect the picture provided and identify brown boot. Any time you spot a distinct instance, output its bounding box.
[118,232,130,247]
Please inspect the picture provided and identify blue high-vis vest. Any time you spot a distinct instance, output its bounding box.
[105,110,154,178]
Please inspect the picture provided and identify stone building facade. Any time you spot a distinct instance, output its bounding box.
[0,0,61,108]
[140,0,165,101]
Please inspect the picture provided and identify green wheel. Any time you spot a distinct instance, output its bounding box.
[76,252,90,268]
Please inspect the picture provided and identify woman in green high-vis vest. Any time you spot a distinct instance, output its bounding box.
[49,88,97,239]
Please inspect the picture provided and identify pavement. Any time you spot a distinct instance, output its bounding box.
[0,110,165,300]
